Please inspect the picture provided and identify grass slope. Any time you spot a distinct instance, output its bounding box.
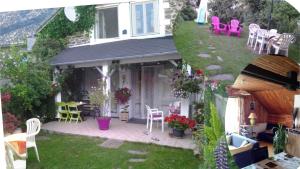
[27,133,200,169]
[174,21,254,79]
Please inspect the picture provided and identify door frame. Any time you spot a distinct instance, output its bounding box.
[140,65,163,119]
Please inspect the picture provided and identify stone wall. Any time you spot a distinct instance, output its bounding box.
[67,32,90,48]
[164,0,185,34]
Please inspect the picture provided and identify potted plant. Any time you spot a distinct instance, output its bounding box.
[273,124,287,154]
[171,68,203,99]
[164,114,196,138]
[89,80,111,130]
[119,105,129,121]
[115,87,131,121]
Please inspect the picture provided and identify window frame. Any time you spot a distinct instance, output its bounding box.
[131,0,159,36]
[94,5,119,39]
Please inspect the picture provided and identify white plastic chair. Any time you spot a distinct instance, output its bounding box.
[247,23,260,47]
[254,29,269,54]
[26,118,41,161]
[145,105,164,133]
[267,33,296,56]
[5,142,26,169]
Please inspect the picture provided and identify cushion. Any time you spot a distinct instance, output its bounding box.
[264,129,273,134]
[8,141,26,155]
[230,143,253,156]
[226,135,232,145]
[240,140,249,147]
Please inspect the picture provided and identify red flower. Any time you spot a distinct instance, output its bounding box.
[165,114,196,130]
[1,92,11,103]
[195,69,204,76]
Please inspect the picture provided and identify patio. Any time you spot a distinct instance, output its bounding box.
[42,118,196,150]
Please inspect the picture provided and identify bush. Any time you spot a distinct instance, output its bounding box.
[208,0,244,23]
[1,47,56,122]
[180,2,197,21]
[3,112,20,134]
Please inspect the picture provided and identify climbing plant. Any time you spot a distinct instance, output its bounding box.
[39,5,96,39]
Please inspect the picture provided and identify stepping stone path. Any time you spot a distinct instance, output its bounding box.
[129,158,146,163]
[128,150,148,155]
[217,56,224,62]
[206,65,222,71]
[208,46,216,50]
[128,150,148,163]
[198,53,211,58]
[199,40,203,45]
[100,139,124,149]
[209,74,234,81]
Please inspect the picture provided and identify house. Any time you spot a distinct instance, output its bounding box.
[50,0,190,120]
[224,55,300,167]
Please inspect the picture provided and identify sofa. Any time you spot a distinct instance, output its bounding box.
[227,133,268,168]
[227,133,259,155]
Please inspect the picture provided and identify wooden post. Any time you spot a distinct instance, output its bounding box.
[0,93,7,169]
[53,67,61,118]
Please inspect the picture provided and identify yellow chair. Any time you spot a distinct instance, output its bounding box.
[57,102,69,122]
[67,102,82,123]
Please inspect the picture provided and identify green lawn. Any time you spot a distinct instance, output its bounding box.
[27,133,200,169]
[174,21,258,79]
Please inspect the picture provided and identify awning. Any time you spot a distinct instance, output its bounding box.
[50,36,178,66]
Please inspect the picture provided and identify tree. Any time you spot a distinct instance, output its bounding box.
[0,47,56,121]
[208,0,244,23]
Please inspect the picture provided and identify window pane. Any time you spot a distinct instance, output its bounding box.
[97,7,119,39]
[145,3,154,33]
[135,4,144,34]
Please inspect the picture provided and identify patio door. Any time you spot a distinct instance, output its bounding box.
[141,65,169,119]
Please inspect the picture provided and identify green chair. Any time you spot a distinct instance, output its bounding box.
[57,102,69,122]
[67,102,82,123]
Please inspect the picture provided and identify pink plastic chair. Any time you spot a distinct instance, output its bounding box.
[227,19,242,37]
[211,16,227,35]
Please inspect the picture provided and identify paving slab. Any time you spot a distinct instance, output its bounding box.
[209,74,234,81]
[206,65,222,70]
[99,139,124,149]
[198,53,211,58]
[128,150,148,155]
[217,56,224,62]
[128,158,146,163]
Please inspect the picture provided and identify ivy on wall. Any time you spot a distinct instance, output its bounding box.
[39,5,96,39]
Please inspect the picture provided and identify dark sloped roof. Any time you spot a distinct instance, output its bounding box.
[0,8,58,46]
[50,36,178,66]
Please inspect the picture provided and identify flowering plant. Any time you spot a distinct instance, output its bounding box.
[165,114,196,130]
[3,112,20,134]
[171,68,203,98]
[115,87,131,104]
[1,92,11,103]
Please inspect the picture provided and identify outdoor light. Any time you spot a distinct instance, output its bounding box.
[248,112,257,126]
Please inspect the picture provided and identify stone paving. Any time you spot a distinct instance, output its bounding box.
[42,118,195,149]
[100,139,124,149]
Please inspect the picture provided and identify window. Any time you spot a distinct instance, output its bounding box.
[132,1,158,36]
[95,7,119,39]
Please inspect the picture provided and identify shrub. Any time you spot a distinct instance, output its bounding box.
[180,2,197,21]
[3,112,20,134]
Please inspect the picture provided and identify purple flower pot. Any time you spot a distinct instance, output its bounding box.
[97,117,111,130]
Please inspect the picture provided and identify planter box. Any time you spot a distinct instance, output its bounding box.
[120,112,129,122]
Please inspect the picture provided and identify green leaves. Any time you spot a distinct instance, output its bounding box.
[1,47,54,120]
[40,6,96,39]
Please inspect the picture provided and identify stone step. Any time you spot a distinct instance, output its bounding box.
[206,65,222,71]
[209,74,234,81]
[128,150,148,155]
[128,158,146,163]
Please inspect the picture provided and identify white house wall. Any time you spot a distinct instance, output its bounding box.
[88,0,176,45]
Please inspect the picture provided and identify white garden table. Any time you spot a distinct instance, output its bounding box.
[243,152,300,169]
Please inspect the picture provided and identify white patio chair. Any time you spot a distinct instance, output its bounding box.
[168,101,181,115]
[5,142,26,169]
[247,23,260,47]
[26,118,41,162]
[254,29,269,54]
[145,105,164,133]
[267,33,296,56]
